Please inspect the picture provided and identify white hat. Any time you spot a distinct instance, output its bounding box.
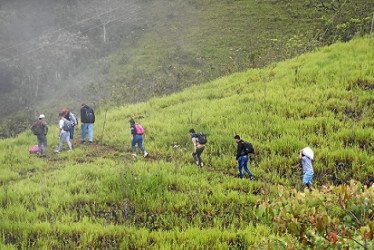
[39,114,45,119]
[302,147,314,160]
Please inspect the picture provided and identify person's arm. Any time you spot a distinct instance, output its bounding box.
[80,108,85,125]
[130,126,135,140]
[192,138,197,153]
[71,114,77,125]
[44,122,48,135]
[236,143,242,161]
[59,120,63,136]
[299,150,303,160]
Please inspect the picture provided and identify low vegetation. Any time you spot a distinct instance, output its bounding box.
[0,37,374,248]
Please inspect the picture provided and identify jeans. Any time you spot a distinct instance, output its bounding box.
[132,135,145,152]
[59,132,72,152]
[238,155,253,178]
[192,147,204,166]
[37,135,47,155]
[303,171,314,186]
[81,123,93,142]
[70,125,75,139]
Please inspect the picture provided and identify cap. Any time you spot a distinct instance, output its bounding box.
[62,108,67,114]
[39,114,45,119]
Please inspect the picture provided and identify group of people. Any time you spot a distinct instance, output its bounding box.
[32,110,314,189]
[31,104,96,155]
[188,129,314,189]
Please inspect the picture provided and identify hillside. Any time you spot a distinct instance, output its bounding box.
[0,37,374,248]
[1,0,373,137]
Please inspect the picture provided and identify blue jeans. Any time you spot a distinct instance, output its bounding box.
[238,155,253,178]
[70,125,75,139]
[132,135,145,153]
[81,123,93,142]
[37,135,47,155]
[303,171,314,186]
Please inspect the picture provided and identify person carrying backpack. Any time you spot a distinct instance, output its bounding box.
[62,108,78,141]
[80,104,95,144]
[189,129,206,167]
[31,114,48,157]
[234,135,254,180]
[55,112,72,153]
[129,118,148,157]
[299,147,314,191]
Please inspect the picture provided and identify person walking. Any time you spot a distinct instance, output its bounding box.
[189,129,205,167]
[62,108,78,141]
[80,104,95,144]
[55,112,72,153]
[130,118,148,157]
[234,135,254,180]
[299,147,314,191]
[31,114,48,157]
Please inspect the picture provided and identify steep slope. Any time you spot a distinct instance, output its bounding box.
[0,37,373,248]
[1,0,373,138]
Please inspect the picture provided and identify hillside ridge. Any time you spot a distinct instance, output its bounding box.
[0,37,374,248]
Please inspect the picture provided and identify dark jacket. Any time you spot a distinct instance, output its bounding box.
[236,140,248,160]
[80,105,95,123]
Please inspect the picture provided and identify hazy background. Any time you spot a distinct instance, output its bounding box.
[0,0,372,137]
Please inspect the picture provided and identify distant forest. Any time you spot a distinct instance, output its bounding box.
[0,0,372,137]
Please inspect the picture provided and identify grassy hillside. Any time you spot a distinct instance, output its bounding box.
[2,0,373,138]
[0,37,374,248]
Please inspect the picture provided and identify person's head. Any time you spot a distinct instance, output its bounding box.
[189,129,195,135]
[39,114,45,120]
[62,108,68,115]
[58,112,64,119]
[234,134,241,143]
[129,118,135,125]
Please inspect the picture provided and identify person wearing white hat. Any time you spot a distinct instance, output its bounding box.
[299,147,314,191]
[31,114,48,157]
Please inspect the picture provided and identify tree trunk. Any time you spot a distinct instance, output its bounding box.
[35,73,39,97]
[103,23,106,43]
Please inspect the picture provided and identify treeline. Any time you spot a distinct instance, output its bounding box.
[0,0,373,138]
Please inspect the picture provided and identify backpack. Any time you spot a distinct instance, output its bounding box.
[243,141,254,154]
[85,108,95,123]
[70,112,78,126]
[62,119,72,132]
[197,132,207,145]
[31,121,44,135]
[29,145,39,154]
[135,124,145,135]
[81,106,95,123]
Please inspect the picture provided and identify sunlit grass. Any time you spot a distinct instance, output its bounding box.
[0,37,373,248]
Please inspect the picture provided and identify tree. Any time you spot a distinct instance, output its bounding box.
[71,0,140,43]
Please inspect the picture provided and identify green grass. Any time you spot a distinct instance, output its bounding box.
[0,37,374,248]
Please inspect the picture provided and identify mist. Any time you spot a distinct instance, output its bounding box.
[0,0,372,138]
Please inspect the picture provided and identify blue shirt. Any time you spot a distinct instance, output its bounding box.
[302,156,313,173]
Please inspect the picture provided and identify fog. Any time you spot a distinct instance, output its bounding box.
[0,0,144,136]
[0,0,372,137]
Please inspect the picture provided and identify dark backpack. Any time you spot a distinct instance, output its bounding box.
[197,132,207,145]
[243,141,254,154]
[84,108,95,123]
[31,121,44,135]
[62,119,72,132]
